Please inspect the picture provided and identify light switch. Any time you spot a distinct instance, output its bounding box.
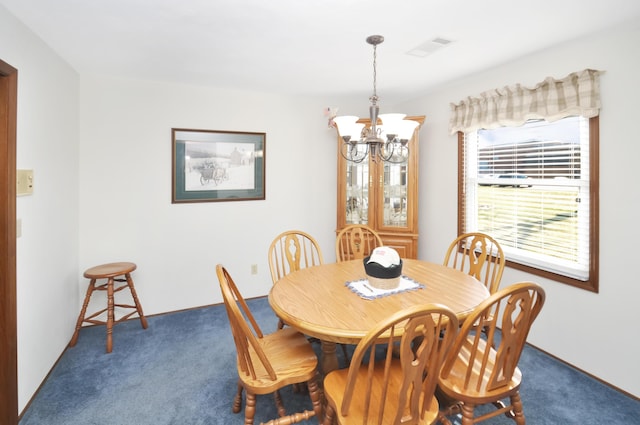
[16,218,21,238]
[17,169,34,196]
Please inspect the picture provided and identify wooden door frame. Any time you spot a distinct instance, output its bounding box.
[0,59,18,425]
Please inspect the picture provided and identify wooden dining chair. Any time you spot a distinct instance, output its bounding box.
[438,282,545,425]
[443,232,505,339]
[268,230,324,282]
[268,230,350,367]
[269,230,324,329]
[216,264,323,425]
[335,224,383,262]
[322,304,459,425]
[443,232,505,295]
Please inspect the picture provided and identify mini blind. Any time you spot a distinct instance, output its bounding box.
[463,116,590,281]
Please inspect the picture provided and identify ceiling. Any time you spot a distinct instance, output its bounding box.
[3,0,640,104]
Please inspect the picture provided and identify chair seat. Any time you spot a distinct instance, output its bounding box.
[242,327,319,393]
[438,338,522,404]
[324,360,440,425]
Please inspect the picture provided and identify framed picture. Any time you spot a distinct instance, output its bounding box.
[172,128,266,203]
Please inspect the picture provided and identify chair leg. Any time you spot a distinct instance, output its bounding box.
[245,392,257,425]
[307,375,324,422]
[510,392,526,425]
[233,381,243,413]
[292,383,305,393]
[323,404,335,425]
[460,402,476,425]
[274,390,286,417]
[437,411,454,425]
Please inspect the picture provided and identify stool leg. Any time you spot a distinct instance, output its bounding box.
[106,277,115,353]
[70,279,96,347]
[125,272,148,329]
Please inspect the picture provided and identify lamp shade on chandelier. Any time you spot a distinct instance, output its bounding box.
[333,35,420,163]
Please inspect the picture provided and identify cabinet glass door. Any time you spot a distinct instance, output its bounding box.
[382,162,408,228]
[345,163,369,225]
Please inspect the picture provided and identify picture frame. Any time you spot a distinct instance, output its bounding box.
[172,128,266,203]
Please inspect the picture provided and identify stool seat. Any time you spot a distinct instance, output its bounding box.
[70,261,147,353]
[84,261,137,279]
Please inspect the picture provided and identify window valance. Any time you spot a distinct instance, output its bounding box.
[449,69,602,134]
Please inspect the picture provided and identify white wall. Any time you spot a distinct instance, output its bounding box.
[400,21,640,396]
[0,5,80,412]
[78,76,339,314]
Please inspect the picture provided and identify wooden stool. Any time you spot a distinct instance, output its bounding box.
[70,262,148,353]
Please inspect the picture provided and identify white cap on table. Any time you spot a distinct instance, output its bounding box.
[367,246,401,268]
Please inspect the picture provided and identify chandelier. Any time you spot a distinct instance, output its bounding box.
[333,35,419,163]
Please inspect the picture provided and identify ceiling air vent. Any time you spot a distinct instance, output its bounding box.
[407,37,454,57]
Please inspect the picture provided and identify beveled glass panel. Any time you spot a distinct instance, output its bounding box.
[346,161,369,225]
[382,162,408,227]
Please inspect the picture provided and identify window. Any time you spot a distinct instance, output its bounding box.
[459,116,599,292]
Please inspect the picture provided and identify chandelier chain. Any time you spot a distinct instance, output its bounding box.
[371,43,378,103]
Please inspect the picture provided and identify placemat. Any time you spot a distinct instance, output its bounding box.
[346,275,424,300]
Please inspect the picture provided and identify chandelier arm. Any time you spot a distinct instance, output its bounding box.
[379,140,395,162]
[388,144,411,163]
[340,142,368,163]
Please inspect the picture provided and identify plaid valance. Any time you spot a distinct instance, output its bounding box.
[449,69,602,134]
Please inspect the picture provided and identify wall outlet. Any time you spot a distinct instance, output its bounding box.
[251,264,258,275]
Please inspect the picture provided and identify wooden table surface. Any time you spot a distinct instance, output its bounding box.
[268,258,490,372]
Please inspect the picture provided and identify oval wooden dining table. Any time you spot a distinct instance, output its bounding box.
[268,258,490,373]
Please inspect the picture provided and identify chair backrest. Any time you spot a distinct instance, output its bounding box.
[335,224,384,262]
[216,264,277,381]
[440,282,545,393]
[339,304,459,424]
[443,232,505,294]
[268,230,324,284]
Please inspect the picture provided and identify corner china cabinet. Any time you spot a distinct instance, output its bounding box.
[335,115,425,259]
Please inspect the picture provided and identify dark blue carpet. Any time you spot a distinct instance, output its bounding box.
[19,297,639,424]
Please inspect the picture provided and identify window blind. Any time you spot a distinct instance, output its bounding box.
[463,116,590,281]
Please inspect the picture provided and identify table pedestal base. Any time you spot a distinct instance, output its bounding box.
[320,341,339,374]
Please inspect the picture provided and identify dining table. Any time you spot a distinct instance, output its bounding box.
[268,258,490,373]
